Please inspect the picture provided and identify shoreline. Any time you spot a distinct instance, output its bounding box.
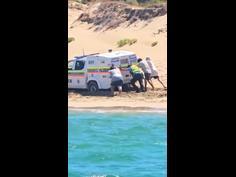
[68,102,167,112]
[68,107,167,113]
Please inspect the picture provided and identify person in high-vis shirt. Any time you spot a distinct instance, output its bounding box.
[128,64,145,93]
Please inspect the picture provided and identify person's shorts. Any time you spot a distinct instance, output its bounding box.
[111,79,123,87]
[144,73,152,80]
[132,73,144,80]
[152,75,159,79]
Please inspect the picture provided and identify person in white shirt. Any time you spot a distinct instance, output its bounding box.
[146,57,166,89]
[138,58,155,91]
[108,65,124,96]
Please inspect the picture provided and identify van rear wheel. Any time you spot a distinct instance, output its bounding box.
[88,81,99,94]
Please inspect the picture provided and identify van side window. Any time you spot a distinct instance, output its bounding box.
[88,60,94,65]
[120,58,128,64]
[75,60,85,70]
[129,55,137,64]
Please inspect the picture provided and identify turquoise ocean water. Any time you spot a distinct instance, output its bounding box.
[68,110,167,177]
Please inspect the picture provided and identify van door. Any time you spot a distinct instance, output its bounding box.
[68,60,87,89]
[87,57,111,89]
[119,56,132,84]
[120,57,129,68]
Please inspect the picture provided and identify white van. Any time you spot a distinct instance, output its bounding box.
[68,51,138,93]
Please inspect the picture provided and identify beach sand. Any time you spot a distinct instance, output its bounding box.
[68,88,167,110]
[68,3,167,109]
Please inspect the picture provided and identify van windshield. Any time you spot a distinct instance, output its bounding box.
[75,60,85,70]
[68,60,73,69]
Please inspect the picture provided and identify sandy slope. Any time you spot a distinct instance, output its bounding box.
[68,4,167,108]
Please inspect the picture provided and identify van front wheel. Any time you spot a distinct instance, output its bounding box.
[88,81,99,94]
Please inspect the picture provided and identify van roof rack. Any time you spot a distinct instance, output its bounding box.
[74,53,100,60]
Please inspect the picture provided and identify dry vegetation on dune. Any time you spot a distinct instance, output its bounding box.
[69,0,167,5]
[68,37,75,43]
[151,41,158,47]
[117,38,137,47]
[74,1,167,31]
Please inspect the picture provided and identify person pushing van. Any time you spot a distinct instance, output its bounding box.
[137,58,155,91]
[109,64,124,96]
[128,64,145,93]
[146,57,166,89]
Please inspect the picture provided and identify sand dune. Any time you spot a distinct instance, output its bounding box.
[69,12,166,76]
